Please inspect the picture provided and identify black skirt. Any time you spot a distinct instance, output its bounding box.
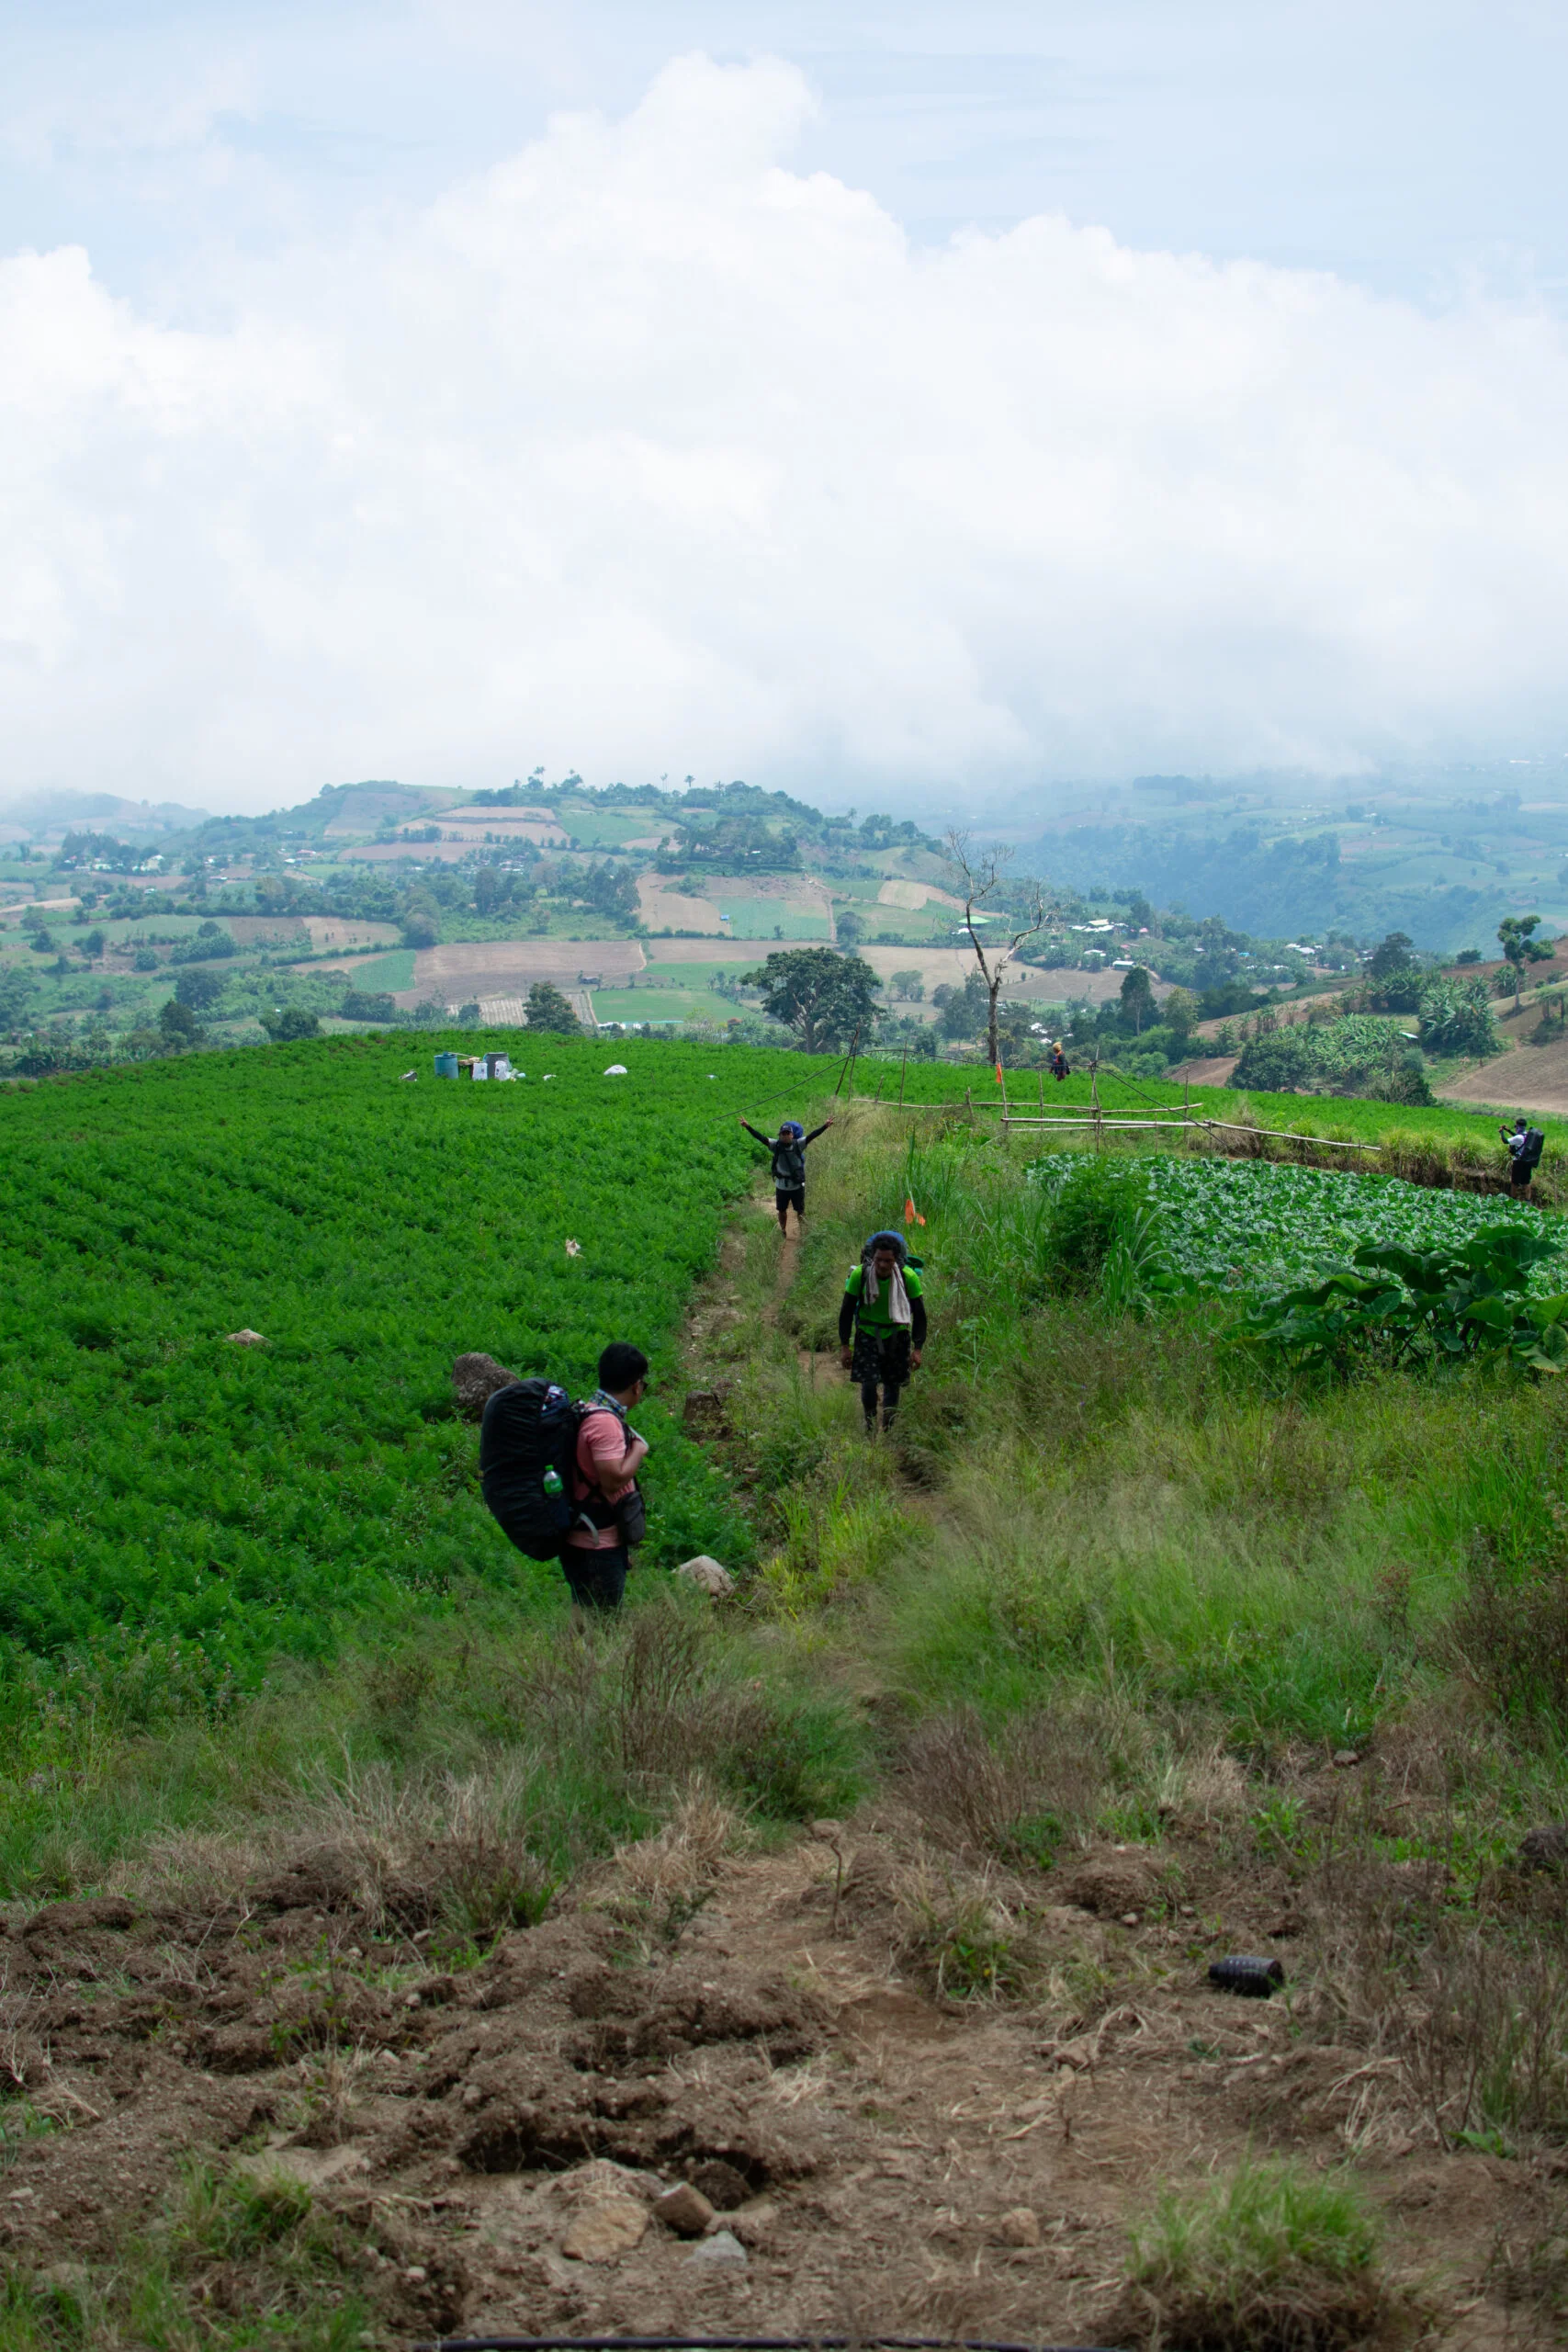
[851,1327,912,1388]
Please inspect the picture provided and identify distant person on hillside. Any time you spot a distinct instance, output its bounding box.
[739,1114,835,1234]
[565,1342,650,1611]
[1501,1115,1546,1195]
[1051,1045,1069,1082]
[840,1229,926,1435]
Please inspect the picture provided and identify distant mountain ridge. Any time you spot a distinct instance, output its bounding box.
[1021,818,1506,953]
[0,789,213,836]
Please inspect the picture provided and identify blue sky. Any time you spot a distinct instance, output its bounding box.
[4,4,1568,810]
[8,1,1562,305]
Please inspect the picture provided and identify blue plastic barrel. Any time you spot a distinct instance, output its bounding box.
[434,1052,459,1079]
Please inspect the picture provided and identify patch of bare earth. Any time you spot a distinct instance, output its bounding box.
[0,1804,1556,2345]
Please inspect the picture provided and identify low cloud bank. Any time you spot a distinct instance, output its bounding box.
[5,52,1568,807]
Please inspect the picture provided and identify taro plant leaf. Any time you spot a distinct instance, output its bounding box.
[1245,1221,1568,1374]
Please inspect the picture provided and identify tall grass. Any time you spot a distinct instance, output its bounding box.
[777,1104,1568,1770]
[0,1591,868,1898]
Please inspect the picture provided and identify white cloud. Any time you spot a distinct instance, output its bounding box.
[5,49,1568,812]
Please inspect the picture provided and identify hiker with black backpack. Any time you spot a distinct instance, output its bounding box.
[1502,1115,1546,1196]
[840,1229,927,1435]
[479,1341,649,1611]
[739,1115,834,1235]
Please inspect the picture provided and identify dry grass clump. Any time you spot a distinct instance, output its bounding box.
[294,1757,559,1947]
[1110,2154,1407,2352]
[1401,1925,1568,2150]
[1294,1784,1568,2154]
[896,1702,1107,1868]
[608,1781,740,1905]
[601,1780,745,1948]
[494,1600,863,1822]
[893,1854,1043,2001]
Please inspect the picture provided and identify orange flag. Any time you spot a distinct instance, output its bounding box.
[904,1195,926,1227]
[995,1061,1004,1087]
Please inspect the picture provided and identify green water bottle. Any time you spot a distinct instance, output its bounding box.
[543,1466,563,1497]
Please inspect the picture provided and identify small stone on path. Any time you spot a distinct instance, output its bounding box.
[674,1555,735,1598]
[994,2207,1041,2247]
[686,2228,747,2267]
[560,2199,648,2263]
[653,2183,716,2237]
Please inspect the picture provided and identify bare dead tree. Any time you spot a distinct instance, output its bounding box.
[942,830,1052,1069]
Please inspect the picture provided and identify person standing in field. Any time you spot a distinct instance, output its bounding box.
[1051,1045,1070,1082]
[840,1229,926,1435]
[739,1114,835,1235]
[565,1341,650,1611]
[1501,1114,1545,1195]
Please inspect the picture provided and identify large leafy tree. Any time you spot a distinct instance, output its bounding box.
[1119,965,1156,1034]
[1497,913,1552,1006]
[1367,930,1418,981]
[525,981,581,1034]
[740,947,881,1054]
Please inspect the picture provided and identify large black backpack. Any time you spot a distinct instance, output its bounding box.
[1522,1127,1547,1172]
[479,1379,581,1559]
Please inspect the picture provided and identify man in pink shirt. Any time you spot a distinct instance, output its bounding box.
[565,1341,649,1611]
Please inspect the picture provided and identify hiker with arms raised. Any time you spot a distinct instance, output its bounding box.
[739,1114,834,1235]
[840,1229,927,1435]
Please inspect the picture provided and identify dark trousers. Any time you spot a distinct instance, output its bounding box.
[852,1329,911,1432]
[859,1377,904,1430]
[563,1545,628,1611]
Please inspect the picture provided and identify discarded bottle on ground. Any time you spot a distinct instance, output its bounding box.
[1209,1954,1285,1997]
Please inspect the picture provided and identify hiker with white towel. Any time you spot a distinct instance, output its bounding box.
[840,1229,927,1435]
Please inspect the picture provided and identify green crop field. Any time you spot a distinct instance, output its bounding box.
[591,987,720,1026]
[553,802,663,848]
[714,895,829,938]
[857,1057,1530,1145]
[0,1036,856,1714]
[1030,1150,1563,1295]
[338,948,415,991]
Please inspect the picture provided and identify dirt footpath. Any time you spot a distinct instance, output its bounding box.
[0,1797,1555,2347]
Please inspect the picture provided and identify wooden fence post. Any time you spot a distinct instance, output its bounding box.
[833,1025,862,1099]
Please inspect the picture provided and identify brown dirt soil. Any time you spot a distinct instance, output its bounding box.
[1438,1026,1568,1118]
[314,939,650,1006]
[0,1811,1556,2346]
[1168,1054,1240,1087]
